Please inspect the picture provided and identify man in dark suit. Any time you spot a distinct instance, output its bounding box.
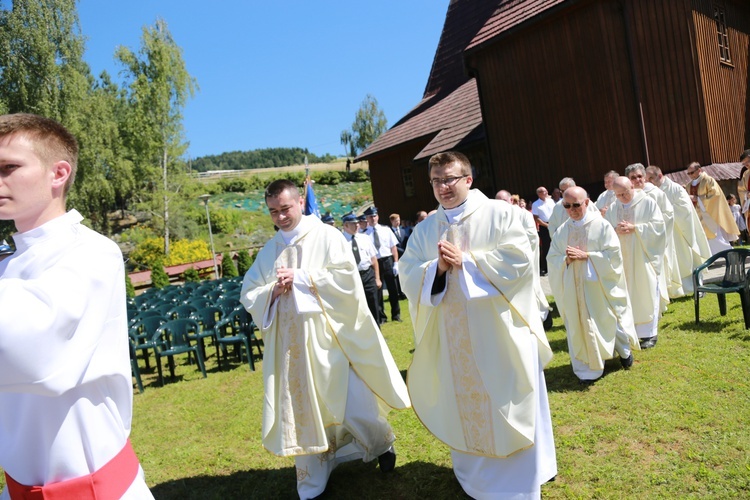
[389,213,409,301]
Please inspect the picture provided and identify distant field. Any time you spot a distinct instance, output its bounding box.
[194,160,366,180]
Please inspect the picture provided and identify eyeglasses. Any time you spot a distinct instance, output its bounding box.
[686,169,699,175]
[429,175,468,187]
[562,202,583,209]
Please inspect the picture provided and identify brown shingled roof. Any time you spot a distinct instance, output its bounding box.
[665,163,742,186]
[466,0,568,52]
[357,0,500,162]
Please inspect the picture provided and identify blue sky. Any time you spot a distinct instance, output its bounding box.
[77,1,448,160]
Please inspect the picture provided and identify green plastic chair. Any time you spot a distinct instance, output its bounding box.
[214,308,262,371]
[152,319,207,386]
[166,304,198,320]
[129,315,168,369]
[189,306,224,360]
[129,338,144,393]
[693,248,750,328]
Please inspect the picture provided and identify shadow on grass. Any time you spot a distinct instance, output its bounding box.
[151,460,464,500]
[545,357,631,393]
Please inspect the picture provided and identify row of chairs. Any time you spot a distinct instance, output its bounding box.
[128,277,262,391]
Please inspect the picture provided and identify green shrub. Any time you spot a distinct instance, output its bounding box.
[313,170,340,185]
[125,274,136,298]
[236,248,253,276]
[151,259,170,289]
[346,168,369,182]
[209,208,240,234]
[182,267,201,282]
[221,252,238,278]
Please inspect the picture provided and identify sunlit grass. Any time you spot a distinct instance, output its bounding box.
[2,293,749,498]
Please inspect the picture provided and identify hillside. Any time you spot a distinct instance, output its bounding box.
[191,147,338,172]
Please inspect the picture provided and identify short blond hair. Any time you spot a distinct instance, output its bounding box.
[0,113,79,194]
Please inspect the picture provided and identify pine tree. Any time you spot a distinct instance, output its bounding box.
[150,259,170,288]
[236,248,253,276]
[221,252,238,278]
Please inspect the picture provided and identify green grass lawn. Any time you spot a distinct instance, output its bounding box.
[2,293,749,499]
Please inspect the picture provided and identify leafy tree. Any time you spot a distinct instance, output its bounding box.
[221,251,238,278]
[116,18,197,256]
[0,0,89,121]
[236,248,253,276]
[150,259,170,289]
[340,129,355,158]
[350,94,387,154]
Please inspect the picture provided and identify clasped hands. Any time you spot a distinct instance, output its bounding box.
[565,245,588,265]
[437,240,462,275]
[615,221,635,235]
[272,266,294,301]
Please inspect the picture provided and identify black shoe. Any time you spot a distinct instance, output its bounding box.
[540,270,548,276]
[378,448,396,473]
[392,316,402,322]
[620,353,634,369]
[639,336,657,349]
[578,378,597,386]
[398,294,407,301]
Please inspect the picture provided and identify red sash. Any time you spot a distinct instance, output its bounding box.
[4,440,139,500]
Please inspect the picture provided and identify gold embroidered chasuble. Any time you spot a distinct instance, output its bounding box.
[684,173,740,239]
[604,190,666,326]
[548,213,638,370]
[241,217,410,457]
[401,190,553,458]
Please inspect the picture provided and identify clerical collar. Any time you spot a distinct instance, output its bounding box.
[442,198,469,224]
[279,215,315,245]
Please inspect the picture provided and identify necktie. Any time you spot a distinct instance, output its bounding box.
[372,227,381,250]
[351,236,361,264]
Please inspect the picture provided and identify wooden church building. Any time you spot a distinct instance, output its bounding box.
[356,0,750,219]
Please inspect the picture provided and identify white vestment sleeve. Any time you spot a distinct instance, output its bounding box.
[292,269,323,313]
[262,300,278,330]
[420,260,447,306]
[586,259,598,281]
[459,253,500,299]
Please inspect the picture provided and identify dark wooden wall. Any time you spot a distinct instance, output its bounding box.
[467,0,645,198]
[466,0,749,198]
[367,139,434,223]
[690,0,749,162]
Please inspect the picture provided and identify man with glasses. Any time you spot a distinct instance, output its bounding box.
[645,165,711,295]
[532,186,555,275]
[684,162,739,255]
[401,151,557,498]
[626,162,681,302]
[605,177,666,349]
[548,187,639,385]
[547,177,599,235]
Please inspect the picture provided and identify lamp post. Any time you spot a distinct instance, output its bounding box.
[199,194,220,279]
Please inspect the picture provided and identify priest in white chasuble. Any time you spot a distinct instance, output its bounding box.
[626,163,681,302]
[605,177,666,350]
[548,187,639,384]
[240,180,410,500]
[646,166,711,295]
[401,151,557,499]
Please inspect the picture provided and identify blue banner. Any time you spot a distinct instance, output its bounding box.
[304,181,320,218]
